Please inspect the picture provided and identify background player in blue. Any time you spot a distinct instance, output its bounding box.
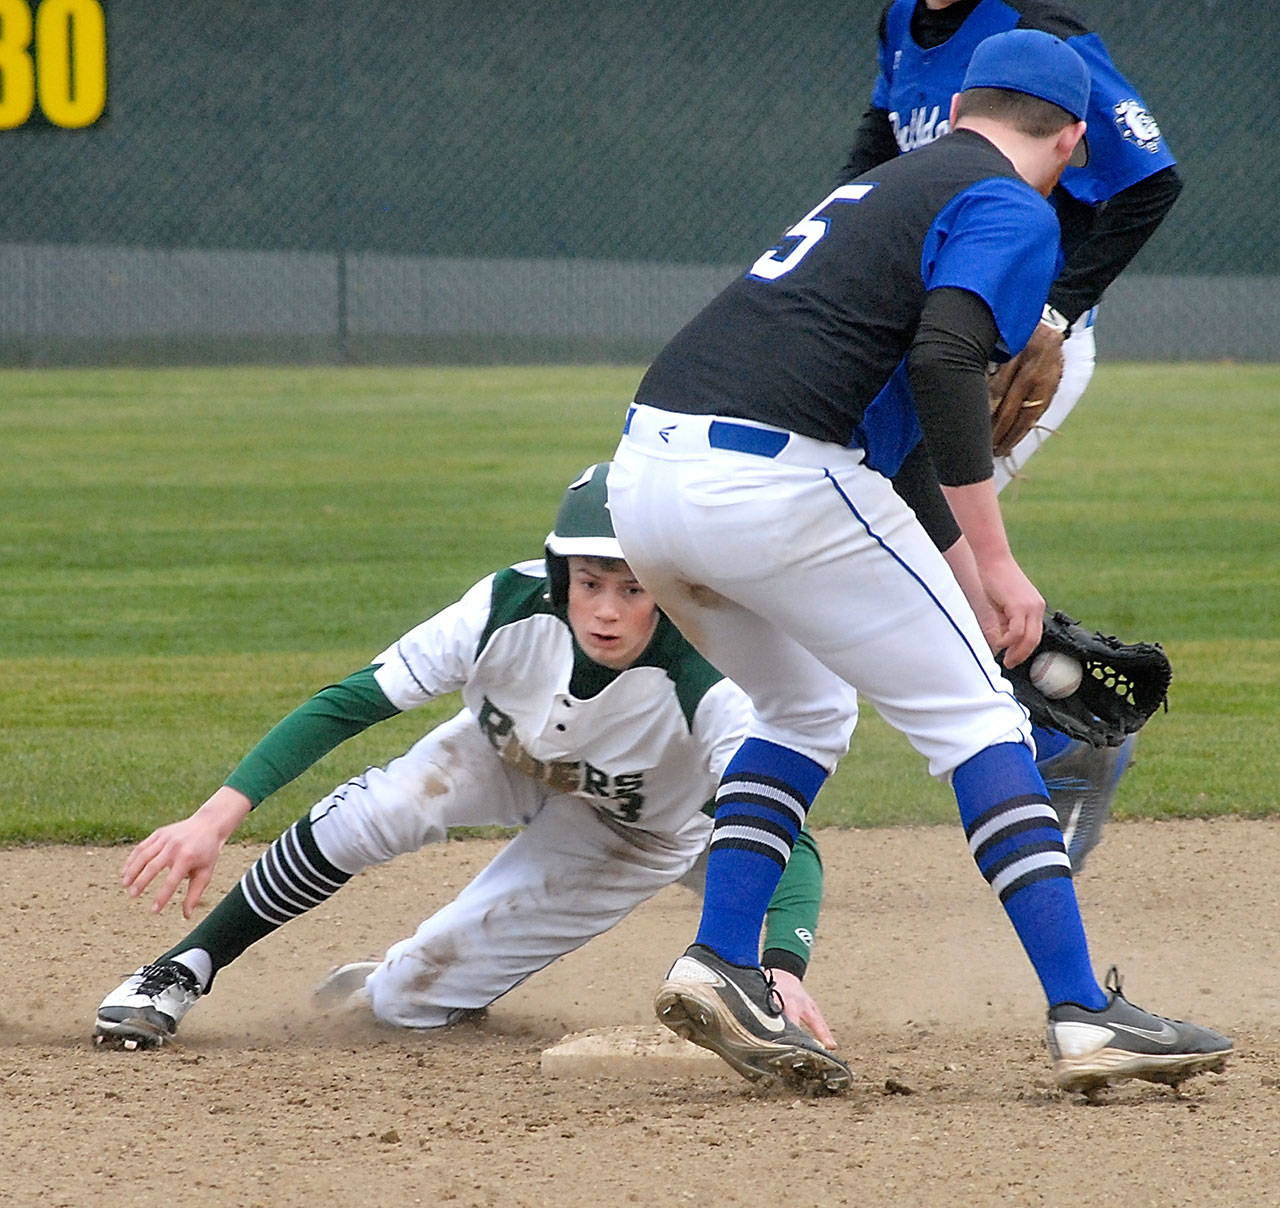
[838,0,1183,870]
[609,29,1229,1096]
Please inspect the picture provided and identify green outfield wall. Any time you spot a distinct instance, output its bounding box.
[2,1,1275,365]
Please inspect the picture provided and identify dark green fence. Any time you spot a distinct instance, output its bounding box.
[1,1,1275,364]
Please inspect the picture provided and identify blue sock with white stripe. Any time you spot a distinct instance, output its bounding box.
[954,742,1107,1009]
[694,738,827,968]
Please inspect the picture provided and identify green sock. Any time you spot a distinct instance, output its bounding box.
[158,812,352,990]
[158,882,278,989]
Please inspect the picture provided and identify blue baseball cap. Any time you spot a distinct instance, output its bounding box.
[962,28,1091,166]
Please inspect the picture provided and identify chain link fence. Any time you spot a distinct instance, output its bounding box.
[1,0,1275,365]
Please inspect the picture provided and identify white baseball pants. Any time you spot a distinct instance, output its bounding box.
[610,407,1032,777]
[306,710,711,1027]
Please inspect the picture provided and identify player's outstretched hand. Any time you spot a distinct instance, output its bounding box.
[987,322,1064,456]
[768,967,838,1049]
[122,785,253,919]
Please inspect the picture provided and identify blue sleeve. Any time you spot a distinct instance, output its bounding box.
[921,178,1061,359]
[1059,32,1177,205]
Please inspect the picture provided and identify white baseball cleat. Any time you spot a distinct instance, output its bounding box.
[94,961,203,1050]
[312,960,378,1014]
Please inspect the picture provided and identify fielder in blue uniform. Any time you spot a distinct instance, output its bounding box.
[609,29,1229,1096]
[839,0,1183,870]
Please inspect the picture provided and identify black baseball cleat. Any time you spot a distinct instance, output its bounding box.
[1046,966,1232,1094]
[655,943,851,1094]
[94,960,203,1050]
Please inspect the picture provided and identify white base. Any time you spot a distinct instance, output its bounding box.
[540,1024,732,1080]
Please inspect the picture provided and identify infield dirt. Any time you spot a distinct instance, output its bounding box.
[4,816,1279,1207]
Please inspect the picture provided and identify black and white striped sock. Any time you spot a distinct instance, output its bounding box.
[240,813,352,927]
[159,813,352,985]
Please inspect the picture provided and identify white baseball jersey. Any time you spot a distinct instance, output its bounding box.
[371,560,750,838]
[291,560,756,1027]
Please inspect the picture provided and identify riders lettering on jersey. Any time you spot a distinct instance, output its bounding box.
[477,697,647,822]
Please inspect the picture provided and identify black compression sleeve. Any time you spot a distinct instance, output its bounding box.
[836,107,898,184]
[1049,166,1184,323]
[892,440,962,552]
[906,287,1000,487]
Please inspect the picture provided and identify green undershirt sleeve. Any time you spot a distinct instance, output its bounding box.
[762,825,823,978]
[224,664,402,807]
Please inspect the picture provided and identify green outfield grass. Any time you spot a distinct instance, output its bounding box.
[0,362,1276,844]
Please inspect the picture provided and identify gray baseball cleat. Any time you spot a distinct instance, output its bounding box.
[1047,967,1232,1094]
[312,960,378,1014]
[1039,733,1137,872]
[94,960,203,1050]
[655,943,851,1094]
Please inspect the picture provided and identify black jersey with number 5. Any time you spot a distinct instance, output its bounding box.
[634,129,1060,471]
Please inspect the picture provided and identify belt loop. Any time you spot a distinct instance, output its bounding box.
[707,420,789,459]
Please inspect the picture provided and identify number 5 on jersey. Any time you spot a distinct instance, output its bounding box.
[748,183,876,282]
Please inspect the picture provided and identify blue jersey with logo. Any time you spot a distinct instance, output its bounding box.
[872,0,1175,206]
[635,130,1058,474]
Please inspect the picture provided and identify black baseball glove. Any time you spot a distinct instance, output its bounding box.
[1000,610,1172,748]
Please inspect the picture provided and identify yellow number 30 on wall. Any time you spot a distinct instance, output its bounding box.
[0,0,106,129]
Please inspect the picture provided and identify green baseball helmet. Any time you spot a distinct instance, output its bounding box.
[544,463,625,610]
[545,462,624,559]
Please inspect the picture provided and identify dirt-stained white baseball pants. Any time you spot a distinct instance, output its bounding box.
[306,710,711,1027]
[609,407,1032,778]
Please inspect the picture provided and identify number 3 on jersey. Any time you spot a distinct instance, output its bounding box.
[748,183,876,282]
